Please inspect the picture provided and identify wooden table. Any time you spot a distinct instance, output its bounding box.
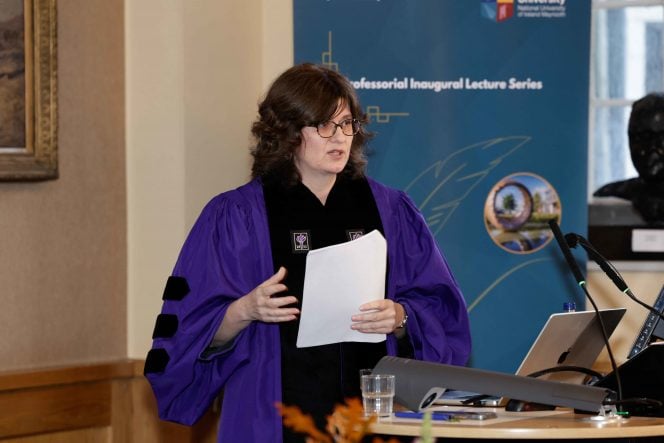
[371,407,664,440]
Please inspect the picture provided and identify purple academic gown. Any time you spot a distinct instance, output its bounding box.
[145,177,471,442]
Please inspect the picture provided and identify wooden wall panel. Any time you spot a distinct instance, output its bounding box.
[0,381,110,439]
[0,360,219,443]
[1,427,111,443]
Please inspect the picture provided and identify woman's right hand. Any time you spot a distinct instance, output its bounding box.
[239,266,300,323]
[213,267,299,345]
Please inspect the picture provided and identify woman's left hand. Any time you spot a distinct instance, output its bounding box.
[351,299,405,334]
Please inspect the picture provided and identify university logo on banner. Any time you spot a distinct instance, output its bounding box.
[481,0,514,22]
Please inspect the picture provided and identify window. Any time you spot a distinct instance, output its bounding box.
[589,0,664,196]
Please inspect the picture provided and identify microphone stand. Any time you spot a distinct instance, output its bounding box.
[548,220,624,415]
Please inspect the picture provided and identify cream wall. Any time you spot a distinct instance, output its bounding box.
[126,0,293,358]
[0,0,126,371]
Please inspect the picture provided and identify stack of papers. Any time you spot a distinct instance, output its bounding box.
[296,230,387,348]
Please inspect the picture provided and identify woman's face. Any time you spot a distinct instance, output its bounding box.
[295,102,353,184]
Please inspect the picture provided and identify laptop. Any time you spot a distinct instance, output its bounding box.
[436,308,627,406]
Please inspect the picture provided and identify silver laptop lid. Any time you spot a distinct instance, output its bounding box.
[515,308,626,384]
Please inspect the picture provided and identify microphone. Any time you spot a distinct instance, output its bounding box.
[565,232,664,326]
[548,220,623,408]
[565,233,627,292]
[548,220,586,287]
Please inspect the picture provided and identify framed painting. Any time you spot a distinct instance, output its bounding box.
[0,0,57,181]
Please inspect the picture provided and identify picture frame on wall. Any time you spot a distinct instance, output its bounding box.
[0,0,57,181]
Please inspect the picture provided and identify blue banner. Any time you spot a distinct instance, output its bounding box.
[294,0,591,372]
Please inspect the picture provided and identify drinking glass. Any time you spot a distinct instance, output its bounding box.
[360,373,395,417]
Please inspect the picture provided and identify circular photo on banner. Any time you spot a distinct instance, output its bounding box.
[484,173,561,254]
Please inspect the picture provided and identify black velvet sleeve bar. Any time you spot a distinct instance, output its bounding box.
[162,276,190,301]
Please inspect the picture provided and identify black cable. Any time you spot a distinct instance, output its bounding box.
[575,236,664,326]
[577,279,624,410]
[548,220,623,410]
[524,365,604,381]
[603,398,663,408]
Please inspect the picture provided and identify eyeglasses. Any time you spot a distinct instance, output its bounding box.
[314,118,361,138]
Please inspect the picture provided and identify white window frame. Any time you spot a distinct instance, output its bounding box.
[588,0,664,199]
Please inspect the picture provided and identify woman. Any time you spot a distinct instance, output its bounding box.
[145,63,471,442]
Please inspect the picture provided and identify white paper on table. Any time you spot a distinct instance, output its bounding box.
[296,229,387,348]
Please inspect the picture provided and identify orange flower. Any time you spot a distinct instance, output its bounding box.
[277,398,403,443]
[276,403,332,443]
[326,397,374,442]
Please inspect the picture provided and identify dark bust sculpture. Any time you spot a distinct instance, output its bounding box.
[594,93,664,224]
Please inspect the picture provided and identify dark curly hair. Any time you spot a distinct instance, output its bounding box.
[250,63,371,186]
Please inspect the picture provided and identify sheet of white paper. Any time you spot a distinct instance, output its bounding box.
[296,229,387,348]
